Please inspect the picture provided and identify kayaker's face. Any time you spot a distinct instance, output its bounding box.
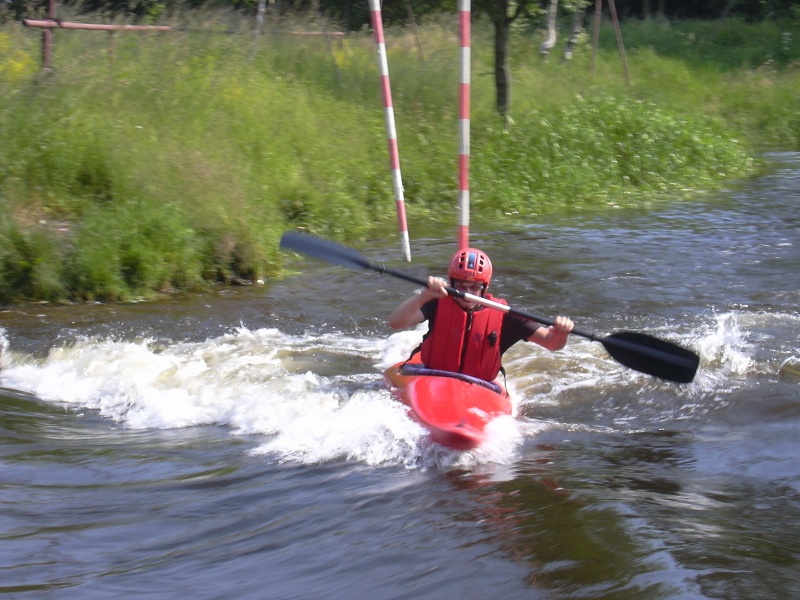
[453,279,485,308]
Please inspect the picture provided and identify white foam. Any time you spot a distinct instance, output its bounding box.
[4,308,756,469]
[0,326,523,468]
[696,312,753,376]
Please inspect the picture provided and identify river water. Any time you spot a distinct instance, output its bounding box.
[1,153,799,599]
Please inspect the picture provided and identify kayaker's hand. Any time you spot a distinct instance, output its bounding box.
[424,276,449,300]
[529,315,574,351]
[388,277,447,330]
[551,315,574,335]
[545,316,574,350]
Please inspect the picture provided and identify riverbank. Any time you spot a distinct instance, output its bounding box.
[1,13,797,303]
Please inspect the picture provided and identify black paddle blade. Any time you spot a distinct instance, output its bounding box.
[600,332,700,383]
[280,232,371,271]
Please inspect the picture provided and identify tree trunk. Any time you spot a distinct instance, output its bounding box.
[540,0,558,58]
[494,16,511,120]
[564,6,586,61]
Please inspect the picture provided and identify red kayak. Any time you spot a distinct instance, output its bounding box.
[384,354,512,450]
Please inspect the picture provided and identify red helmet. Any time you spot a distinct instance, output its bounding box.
[448,248,493,287]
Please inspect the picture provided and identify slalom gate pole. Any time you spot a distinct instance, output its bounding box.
[457,0,471,250]
[368,0,412,262]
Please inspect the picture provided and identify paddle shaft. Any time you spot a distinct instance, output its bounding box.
[372,263,698,377]
[371,263,595,339]
[279,232,700,382]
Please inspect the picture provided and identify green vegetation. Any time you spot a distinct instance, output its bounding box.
[0,12,797,303]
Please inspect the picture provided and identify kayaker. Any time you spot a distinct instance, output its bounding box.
[388,247,574,384]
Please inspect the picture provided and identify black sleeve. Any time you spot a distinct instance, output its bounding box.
[420,299,438,323]
[417,299,438,343]
[500,314,542,354]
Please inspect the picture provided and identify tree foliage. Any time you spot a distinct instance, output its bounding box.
[4,0,800,25]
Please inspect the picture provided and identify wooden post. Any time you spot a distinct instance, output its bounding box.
[607,0,631,86]
[403,0,424,59]
[590,0,631,86]
[591,0,601,74]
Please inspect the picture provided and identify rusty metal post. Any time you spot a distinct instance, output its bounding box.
[42,0,56,71]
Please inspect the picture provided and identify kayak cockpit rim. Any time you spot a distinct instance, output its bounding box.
[398,363,504,395]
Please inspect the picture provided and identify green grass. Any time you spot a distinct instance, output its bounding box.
[0,12,797,302]
[609,16,800,71]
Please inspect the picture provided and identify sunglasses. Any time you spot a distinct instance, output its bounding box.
[453,280,484,293]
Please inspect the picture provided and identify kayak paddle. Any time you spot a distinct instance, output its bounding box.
[279,232,700,383]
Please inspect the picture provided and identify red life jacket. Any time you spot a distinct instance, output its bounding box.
[419,294,507,381]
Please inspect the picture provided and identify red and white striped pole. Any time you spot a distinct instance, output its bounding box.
[369,0,412,262]
[457,0,471,250]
